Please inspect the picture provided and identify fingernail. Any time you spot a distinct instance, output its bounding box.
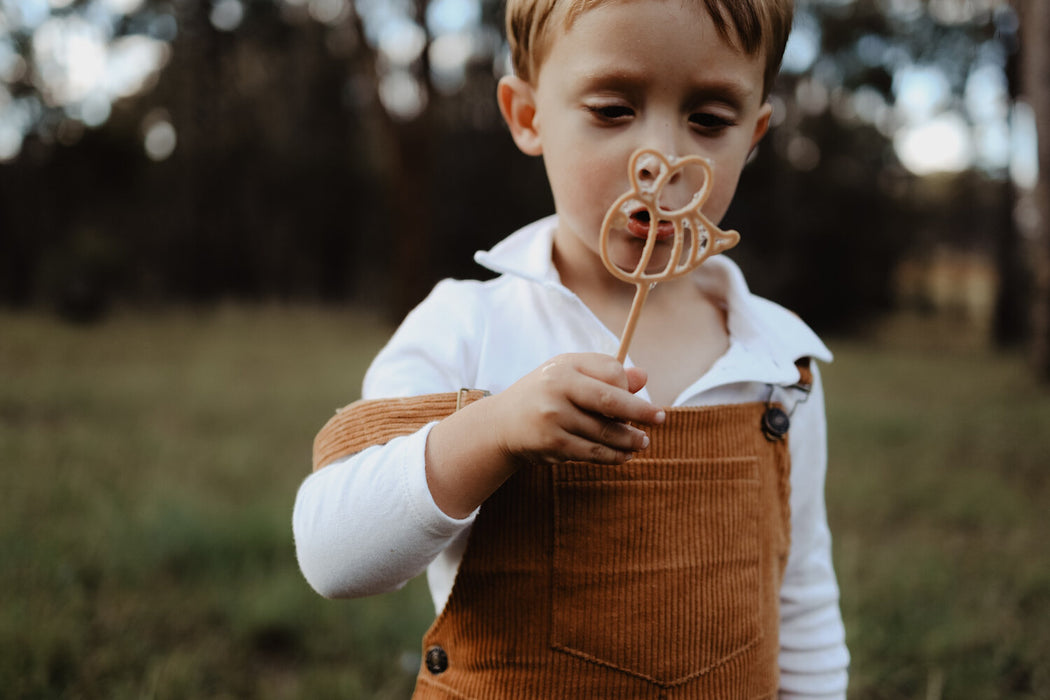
[641,435,650,449]
[655,410,666,423]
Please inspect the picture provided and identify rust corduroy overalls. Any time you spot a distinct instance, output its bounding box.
[313,362,810,699]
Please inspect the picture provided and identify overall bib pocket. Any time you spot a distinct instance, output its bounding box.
[550,457,761,686]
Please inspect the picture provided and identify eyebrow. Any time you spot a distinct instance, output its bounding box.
[686,81,754,111]
[576,69,755,110]
[573,70,647,101]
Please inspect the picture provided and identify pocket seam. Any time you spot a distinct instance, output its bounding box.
[550,632,763,689]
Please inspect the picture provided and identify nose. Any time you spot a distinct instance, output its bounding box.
[637,113,691,167]
[633,149,706,212]
[634,151,671,193]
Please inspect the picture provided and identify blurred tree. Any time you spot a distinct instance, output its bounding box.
[732,0,1022,332]
[336,0,551,316]
[1014,0,1050,379]
[994,20,1030,348]
[367,0,439,317]
[0,0,1033,344]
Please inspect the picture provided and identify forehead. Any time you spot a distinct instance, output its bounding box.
[539,0,762,73]
[539,1,765,96]
[560,0,743,46]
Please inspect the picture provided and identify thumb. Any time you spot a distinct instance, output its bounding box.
[624,366,648,394]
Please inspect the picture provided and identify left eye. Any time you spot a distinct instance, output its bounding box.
[588,105,634,120]
[690,113,733,129]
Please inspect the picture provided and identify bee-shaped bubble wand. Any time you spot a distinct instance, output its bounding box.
[599,148,742,363]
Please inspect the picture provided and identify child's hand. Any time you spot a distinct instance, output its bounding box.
[489,352,665,466]
[425,353,664,519]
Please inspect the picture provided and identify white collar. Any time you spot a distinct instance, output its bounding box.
[474,215,563,287]
[474,216,832,376]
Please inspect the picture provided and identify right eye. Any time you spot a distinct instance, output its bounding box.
[586,104,634,122]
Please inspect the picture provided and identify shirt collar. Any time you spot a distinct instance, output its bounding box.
[474,214,562,287]
[474,215,832,371]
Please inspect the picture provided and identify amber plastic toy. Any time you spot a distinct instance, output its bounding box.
[599,148,741,362]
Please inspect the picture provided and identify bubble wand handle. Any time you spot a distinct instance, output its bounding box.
[599,148,741,364]
[615,283,652,364]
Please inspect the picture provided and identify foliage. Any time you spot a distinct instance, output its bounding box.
[1,307,1048,698]
[0,0,1027,335]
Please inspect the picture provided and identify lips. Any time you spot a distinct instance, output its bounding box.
[627,209,676,240]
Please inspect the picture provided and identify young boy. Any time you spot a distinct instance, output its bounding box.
[294,0,849,697]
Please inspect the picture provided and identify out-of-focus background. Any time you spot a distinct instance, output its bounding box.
[1,0,1048,698]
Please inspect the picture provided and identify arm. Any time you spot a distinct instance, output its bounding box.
[778,364,850,698]
[294,355,662,597]
[294,425,474,598]
[293,281,663,596]
[425,354,663,519]
[294,281,478,598]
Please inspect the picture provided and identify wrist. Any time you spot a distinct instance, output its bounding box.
[424,399,517,519]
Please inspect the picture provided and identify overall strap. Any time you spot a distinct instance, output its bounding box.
[793,357,813,391]
[312,358,812,471]
[312,389,487,471]
[761,357,814,442]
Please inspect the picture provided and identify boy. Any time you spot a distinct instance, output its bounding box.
[294,0,849,697]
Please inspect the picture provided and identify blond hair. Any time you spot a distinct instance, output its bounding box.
[505,0,794,99]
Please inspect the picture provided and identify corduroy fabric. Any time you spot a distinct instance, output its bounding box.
[312,390,488,471]
[312,391,800,699]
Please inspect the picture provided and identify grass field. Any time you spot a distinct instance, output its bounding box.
[2,306,1048,699]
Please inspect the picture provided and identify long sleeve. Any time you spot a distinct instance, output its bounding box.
[778,364,850,698]
[292,280,483,599]
[293,425,476,598]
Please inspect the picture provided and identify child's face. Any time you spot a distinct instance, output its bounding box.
[500,0,772,280]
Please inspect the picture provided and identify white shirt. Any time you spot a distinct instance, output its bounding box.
[293,216,849,698]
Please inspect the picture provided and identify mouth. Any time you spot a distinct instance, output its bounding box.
[627,209,676,240]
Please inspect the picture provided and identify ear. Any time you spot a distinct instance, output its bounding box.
[750,102,773,151]
[498,75,543,156]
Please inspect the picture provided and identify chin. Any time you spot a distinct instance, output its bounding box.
[609,238,674,275]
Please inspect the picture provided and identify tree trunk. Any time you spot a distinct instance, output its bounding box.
[994,17,1029,347]
[1020,0,1050,380]
[347,0,436,320]
[390,0,437,319]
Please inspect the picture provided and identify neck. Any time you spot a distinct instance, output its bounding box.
[551,229,637,307]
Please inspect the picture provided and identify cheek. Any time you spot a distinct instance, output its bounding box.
[545,156,588,213]
[703,145,754,222]
[547,150,619,214]
[704,170,743,224]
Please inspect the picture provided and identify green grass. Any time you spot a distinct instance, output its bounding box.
[1,306,429,699]
[2,307,1048,698]
[823,319,1050,700]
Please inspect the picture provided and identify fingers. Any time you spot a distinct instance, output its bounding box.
[567,355,664,426]
[546,354,663,464]
[546,430,644,465]
[500,353,666,466]
[564,409,650,457]
[624,366,648,395]
[568,352,631,389]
